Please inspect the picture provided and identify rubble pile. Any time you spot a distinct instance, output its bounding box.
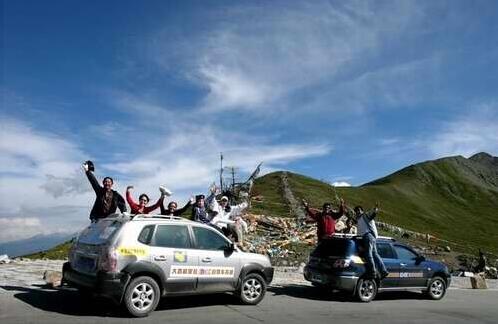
[242,214,317,262]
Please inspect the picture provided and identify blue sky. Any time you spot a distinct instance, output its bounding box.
[2,0,498,242]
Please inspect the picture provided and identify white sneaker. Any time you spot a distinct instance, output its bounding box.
[159,186,172,196]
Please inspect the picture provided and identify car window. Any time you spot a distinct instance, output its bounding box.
[152,225,191,249]
[138,225,155,244]
[311,239,357,257]
[193,227,229,250]
[78,219,123,245]
[377,243,396,259]
[394,245,418,260]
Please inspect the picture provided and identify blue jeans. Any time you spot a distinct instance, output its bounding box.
[364,233,387,275]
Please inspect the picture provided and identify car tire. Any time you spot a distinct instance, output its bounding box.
[239,273,267,305]
[355,278,377,302]
[123,276,160,317]
[425,276,446,300]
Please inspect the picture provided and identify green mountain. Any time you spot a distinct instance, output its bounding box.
[251,152,498,254]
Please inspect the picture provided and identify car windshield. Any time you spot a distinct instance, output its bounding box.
[78,219,123,245]
[311,238,357,257]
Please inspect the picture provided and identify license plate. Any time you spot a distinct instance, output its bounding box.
[76,256,95,271]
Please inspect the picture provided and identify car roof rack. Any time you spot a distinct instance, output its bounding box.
[131,214,189,221]
[332,233,359,238]
[330,233,395,241]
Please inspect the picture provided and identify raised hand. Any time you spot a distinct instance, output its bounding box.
[126,186,134,192]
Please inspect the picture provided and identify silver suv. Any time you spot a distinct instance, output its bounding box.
[62,213,273,317]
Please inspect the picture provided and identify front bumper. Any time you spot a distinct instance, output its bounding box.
[304,266,358,291]
[62,262,130,304]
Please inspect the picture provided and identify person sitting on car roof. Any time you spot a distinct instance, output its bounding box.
[161,197,195,216]
[355,203,389,280]
[302,198,345,241]
[192,184,218,224]
[210,195,249,243]
[83,161,127,221]
[126,186,165,215]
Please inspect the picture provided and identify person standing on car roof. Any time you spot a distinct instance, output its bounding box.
[355,203,389,279]
[83,161,127,221]
[302,198,345,241]
[126,186,165,215]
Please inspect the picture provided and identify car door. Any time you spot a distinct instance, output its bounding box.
[393,244,427,287]
[376,242,399,288]
[148,224,199,293]
[192,226,241,293]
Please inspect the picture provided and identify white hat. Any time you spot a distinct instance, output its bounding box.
[220,196,229,201]
[159,186,172,197]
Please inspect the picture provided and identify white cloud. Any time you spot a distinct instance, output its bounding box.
[0,218,44,243]
[0,118,85,176]
[102,123,331,200]
[151,1,427,113]
[0,117,95,242]
[331,181,352,187]
[428,104,498,158]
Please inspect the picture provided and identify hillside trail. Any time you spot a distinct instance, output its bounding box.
[280,172,306,220]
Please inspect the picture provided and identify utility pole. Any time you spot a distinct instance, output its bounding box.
[219,152,224,190]
[231,167,236,189]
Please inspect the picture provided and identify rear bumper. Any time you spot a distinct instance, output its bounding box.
[304,266,358,291]
[62,262,130,303]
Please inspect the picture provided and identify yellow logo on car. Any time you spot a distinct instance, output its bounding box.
[117,246,148,256]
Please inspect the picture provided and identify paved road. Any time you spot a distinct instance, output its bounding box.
[1,283,497,324]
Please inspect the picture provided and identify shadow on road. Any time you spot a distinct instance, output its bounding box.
[269,284,428,302]
[1,284,242,317]
[157,293,238,311]
[0,285,126,318]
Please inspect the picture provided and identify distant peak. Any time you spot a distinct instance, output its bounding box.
[470,152,493,160]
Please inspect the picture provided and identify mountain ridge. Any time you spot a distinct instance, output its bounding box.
[251,153,498,254]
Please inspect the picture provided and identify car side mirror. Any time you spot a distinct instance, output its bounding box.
[224,242,235,254]
[415,255,425,264]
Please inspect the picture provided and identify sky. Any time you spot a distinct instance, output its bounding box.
[2,0,498,243]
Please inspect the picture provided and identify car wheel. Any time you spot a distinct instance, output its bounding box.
[355,278,377,302]
[425,276,446,300]
[123,276,160,317]
[239,273,266,305]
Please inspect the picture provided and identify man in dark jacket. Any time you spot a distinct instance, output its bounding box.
[83,162,126,221]
[303,198,345,241]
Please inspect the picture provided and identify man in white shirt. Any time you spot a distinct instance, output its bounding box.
[355,203,388,279]
[210,196,248,243]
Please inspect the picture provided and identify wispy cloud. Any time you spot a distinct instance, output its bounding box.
[150,1,427,114]
[428,103,498,158]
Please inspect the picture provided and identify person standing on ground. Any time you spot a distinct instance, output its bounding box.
[355,203,389,279]
[83,161,126,221]
[302,198,345,241]
[126,186,165,215]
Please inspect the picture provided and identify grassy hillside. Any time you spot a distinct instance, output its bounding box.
[251,153,498,254]
[23,240,73,260]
